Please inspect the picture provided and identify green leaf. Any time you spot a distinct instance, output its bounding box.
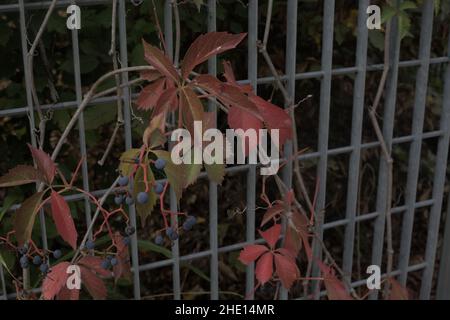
[0,250,12,276]
[119,149,141,177]
[192,0,204,11]
[0,194,20,223]
[205,163,225,184]
[434,0,440,15]
[399,1,417,11]
[14,192,45,246]
[399,12,412,39]
[137,240,210,281]
[138,239,171,258]
[133,163,157,226]
[381,5,397,23]
[0,165,44,187]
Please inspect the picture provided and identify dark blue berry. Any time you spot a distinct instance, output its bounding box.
[125,226,135,236]
[20,261,29,269]
[114,195,124,205]
[165,227,174,236]
[19,255,28,265]
[101,259,111,270]
[183,221,193,231]
[106,255,113,261]
[118,175,129,186]
[137,192,149,204]
[53,249,62,259]
[110,257,118,266]
[32,255,42,265]
[154,235,164,245]
[186,215,197,226]
[39,263,49,274]
[154,158,166,170]
[85,240,95,250]
[169,231,179,241]
[18,244,28,255]
[153,182,164,195]
[123,236,131,246]
[125,196,134,205]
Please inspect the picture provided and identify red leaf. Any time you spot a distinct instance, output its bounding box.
[388,278,409,300]
[283,226,302,258]
[28,144,56,184]
[136,78,165,111]
[140,69,162,82]
[258,224,282,249]
[142,40,179,83]
[291,209,312,260]
[239,245,269,265]
[42,262,70,300]
[50,191,78,249]
[195,75,259,115]
[112,232,131,282]
[250,96,293,148]
[222,60,253,93]
[181,32,246,79]
[80,266,107,300]
[318,262,353,300]
[255,252,273,285]
[227,106,262,156]
[154,86,178,117]
[274,252,300,290]
[56,286,80,300]
[260,203,284,227]
[78,256,112,278]
[0,165,44,187]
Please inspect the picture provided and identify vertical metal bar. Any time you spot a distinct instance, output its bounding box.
[279,0,298,301]
[118,0,141,300]
[398,0,434,285]
[311,0,335,298]
[342,0,369,283]
[207,0,219,300]
[437,192,450,299]
[245,0,257,300]
[18,0,48,252]
[70,0,92,241]
[420,31,450,299]
[370,0,402,300]
[164,0,181,300]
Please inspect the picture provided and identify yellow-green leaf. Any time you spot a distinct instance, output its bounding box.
[205,163,225,184]
[119,149,141,177]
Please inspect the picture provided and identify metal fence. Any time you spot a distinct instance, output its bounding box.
[0,0,450,300]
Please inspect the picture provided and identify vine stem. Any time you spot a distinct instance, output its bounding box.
[70,176,121,264]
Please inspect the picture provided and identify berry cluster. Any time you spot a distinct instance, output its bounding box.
[154,216,197,245]
[114,158,167,206]
[84,226,135,270]
[17,244,61,275]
